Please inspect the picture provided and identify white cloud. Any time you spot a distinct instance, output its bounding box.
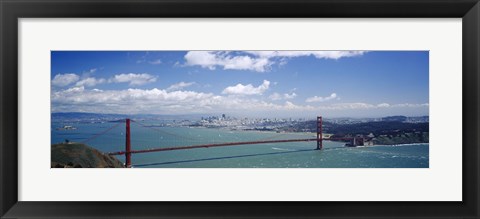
[222,80,270,95]
[377,103,390,108]
[62,86,85,93]
[51,85,428,116]
[184,51,217,70]
[269,92,297,100]
[322,102,375,110]
[75,77,106,87]
[166,82,196,91]
[269,93,282,100]
[283,101,312,110]
[52,73,80,87]
[319,102,429,110]
[52,88,213,113]
[394,103,429,107]
[246,51,365,60]
[184,51,273,72]
[284,92,297,99]
[86,68,97,74]
[109,73,157,86]
[148,59,162,65]
[305,93,338,103]
[80,68,99,79]
[53,72,158,88]
[51,87,312,114]
[184,51,365,72]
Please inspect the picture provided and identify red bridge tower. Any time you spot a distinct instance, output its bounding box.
[316,116,323,150]
[125,118,131,168]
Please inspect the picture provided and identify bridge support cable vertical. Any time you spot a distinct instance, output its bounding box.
[125,118,132,168]
[316,116,323,150]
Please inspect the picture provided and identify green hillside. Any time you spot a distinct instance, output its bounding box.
[51,143,124,168]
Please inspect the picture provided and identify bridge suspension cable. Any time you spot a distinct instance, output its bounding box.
[80,121,123,144]
[102,116,343,167]
[107,138,318,155]
[254,132,315,142]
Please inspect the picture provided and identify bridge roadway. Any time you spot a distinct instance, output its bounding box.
[107,137,354,156]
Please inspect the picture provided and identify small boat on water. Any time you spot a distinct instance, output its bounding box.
[56,125,77,131]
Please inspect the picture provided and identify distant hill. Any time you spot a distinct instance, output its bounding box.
[51,112,128,122]
[282,120,428,135]
[51,112,211,122]
[381,116,407,122]
[325,121,428,136]
[51,143,124,168]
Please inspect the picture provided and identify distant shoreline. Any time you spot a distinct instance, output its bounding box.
[185,125,428,146]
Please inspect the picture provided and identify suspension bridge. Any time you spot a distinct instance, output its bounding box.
[79,116,357,168]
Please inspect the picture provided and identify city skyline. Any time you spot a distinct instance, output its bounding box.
[51,51,429,118]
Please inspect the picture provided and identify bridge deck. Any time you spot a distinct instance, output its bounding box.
[107,138,353,155]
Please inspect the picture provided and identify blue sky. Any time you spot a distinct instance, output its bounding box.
[51,51,428,118]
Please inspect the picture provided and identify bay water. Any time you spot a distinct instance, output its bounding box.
[51,121,429,168]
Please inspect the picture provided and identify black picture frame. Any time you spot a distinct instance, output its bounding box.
[1,0,479,218]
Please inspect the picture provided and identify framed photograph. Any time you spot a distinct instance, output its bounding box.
[1,0,479,218]
[50,50,429,169]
